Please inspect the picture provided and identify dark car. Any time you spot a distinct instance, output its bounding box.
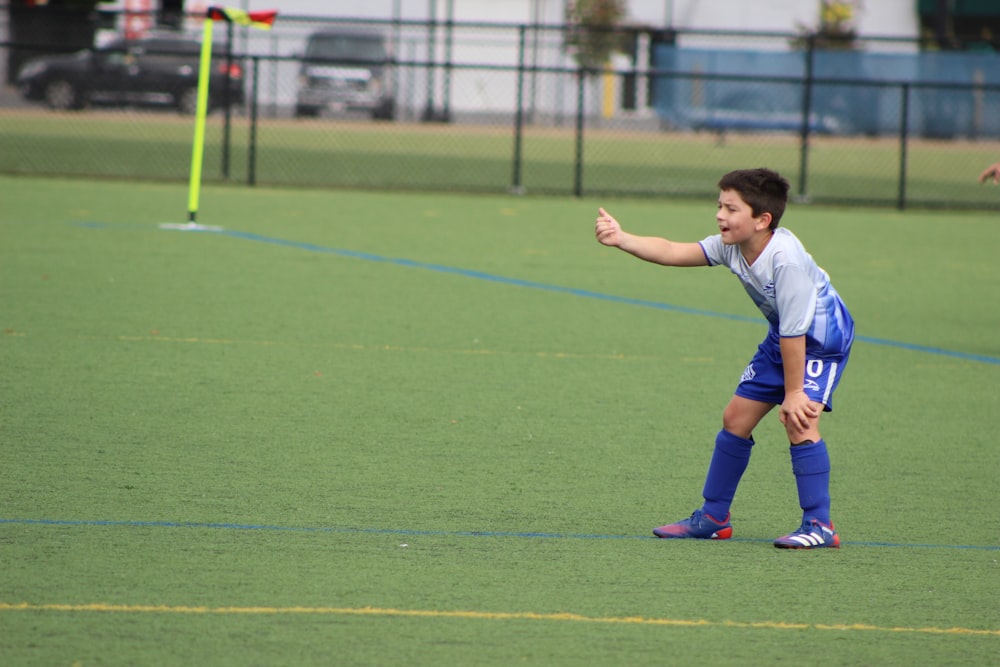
[294,29,395,120]
[16,34,244,114]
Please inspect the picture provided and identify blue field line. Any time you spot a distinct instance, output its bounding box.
[216,229,760,324]
[196,228,1000,366]
[850,335,1000,365]
[3,518,998,551]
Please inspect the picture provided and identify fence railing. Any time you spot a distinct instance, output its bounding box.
[2,17,999,211]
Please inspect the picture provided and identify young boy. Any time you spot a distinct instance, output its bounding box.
[594,168,854,549]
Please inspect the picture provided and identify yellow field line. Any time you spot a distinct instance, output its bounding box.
[1,603,997,636]
[92,334,654,361]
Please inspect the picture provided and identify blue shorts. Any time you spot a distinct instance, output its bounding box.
[734,336,850,412]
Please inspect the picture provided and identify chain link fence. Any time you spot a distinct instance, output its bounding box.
[2,13,999,210]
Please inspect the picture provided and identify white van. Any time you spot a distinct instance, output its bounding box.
[294,28,395,120]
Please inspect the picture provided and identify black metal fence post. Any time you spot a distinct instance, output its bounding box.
[422,3,438,121]
[222,20,233,180]
[574,67,586,197]
[797,35,815,201]
[441,0,454,122]
[897,82,911,211]
[510,25,526,194]
[248,56,259,187]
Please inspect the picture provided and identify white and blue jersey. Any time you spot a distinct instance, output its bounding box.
[699,228,854,408]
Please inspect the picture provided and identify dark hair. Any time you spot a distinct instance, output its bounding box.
[718,168,790,230]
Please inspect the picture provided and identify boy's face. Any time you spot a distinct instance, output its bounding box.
[716,189,771,245]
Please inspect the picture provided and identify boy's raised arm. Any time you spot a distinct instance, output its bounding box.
[594,207,708,267]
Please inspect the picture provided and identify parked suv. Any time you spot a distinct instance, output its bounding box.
[294,29,395,120]
[16,34,244,114]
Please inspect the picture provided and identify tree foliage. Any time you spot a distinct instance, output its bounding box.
[792,0,861,50]
[563,0,628,71]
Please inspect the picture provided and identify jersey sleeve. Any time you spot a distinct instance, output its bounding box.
[698,234,724,266]
[773,262,817,337]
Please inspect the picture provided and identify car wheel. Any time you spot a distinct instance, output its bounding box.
[176,88,199,115]
[371,98,396,121]
[44,80,83,110]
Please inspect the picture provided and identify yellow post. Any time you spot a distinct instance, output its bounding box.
[602,64,615,119]
[161,6,277,232]
[187,18,215,223]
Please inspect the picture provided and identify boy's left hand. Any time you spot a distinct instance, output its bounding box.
[779,390,820,434]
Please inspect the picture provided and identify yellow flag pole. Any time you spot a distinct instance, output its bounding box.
[160,6,277,232]
[187,18,214,223]
[161,16,222,231]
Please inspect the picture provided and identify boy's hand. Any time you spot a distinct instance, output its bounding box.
[979,162,1000,184]
[779,390,820,434]
[595,208,623,247]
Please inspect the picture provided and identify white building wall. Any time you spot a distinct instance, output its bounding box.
[221,1,922,115]
[244,0,918,37]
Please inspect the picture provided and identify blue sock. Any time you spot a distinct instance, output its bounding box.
[790,440,832,525]
[701,430,754,521]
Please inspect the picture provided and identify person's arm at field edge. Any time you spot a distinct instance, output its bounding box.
[978,162,1000,184]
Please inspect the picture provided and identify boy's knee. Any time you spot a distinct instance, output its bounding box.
[721,411,754,439]
[721,404,751,435]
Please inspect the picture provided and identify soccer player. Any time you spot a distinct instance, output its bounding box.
[978,162,1000,184]
[594,168,854,549]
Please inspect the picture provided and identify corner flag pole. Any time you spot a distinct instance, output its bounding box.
[187,17,216,225]
[159,14,221,231]
[161,6,277,233]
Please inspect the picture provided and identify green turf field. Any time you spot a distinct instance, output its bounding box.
[1,175,998,665]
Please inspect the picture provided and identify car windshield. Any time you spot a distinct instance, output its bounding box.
[305,34,386,62]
